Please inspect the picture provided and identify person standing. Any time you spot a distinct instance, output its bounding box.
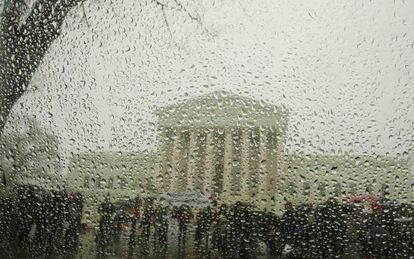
[128,197,141,258]
[212,204,231,258]
[154,204,169,257]
[195,206,214,258]
[140,198,155,256]
[0,197,13,258]
[64,192,84,258]
[176,204,193,258]
[96,196,114,258]
[12,186,37,256]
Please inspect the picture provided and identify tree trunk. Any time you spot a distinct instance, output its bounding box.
[0,0,83,133]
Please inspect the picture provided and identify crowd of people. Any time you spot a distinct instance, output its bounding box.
[96,196,195,258]
[0,185,84,258]
[2,185,414,258]
[95,195,414,258]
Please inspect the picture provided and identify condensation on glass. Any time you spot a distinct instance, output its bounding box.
[0,0,413,258]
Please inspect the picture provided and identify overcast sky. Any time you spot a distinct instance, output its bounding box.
[4,0,414,159]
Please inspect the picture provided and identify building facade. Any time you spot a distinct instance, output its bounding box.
[59,91,412,215]
[156,91,289,208]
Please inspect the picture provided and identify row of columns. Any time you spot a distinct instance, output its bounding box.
[159,126,277,205]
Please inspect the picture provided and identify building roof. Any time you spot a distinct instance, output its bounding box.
[156,90,289,130]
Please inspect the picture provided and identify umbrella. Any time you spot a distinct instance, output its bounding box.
[347,193,381,212]
[160,192,210,208]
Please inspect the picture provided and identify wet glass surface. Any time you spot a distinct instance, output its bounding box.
[1,0,414,258]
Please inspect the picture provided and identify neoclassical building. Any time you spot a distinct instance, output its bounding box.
[60,91,411,215]
[155,91,289,208]
[60,91,411,216]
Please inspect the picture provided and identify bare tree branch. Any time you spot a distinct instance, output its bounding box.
[172,0,217,39]
[172,0,201,24]
[150,0,214,46]
[151,0,174,40]
[0,0,211,134]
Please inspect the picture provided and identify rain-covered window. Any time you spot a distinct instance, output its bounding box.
[0,0,413,258]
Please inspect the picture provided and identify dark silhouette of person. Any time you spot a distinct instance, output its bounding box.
[12,185,39,257]
[315,198,346,258]
[260,211,282,258]
[176,204,193,258]
[0,197,14,258]
[31,191,54,257]
[280,201,302,256]
[212,204,231,258]
[128,197,141,258]
[64,192,84,257]
[140,198,155,256]
[96,196,115,258]
[153,204,169,257]
[195,206,214,258]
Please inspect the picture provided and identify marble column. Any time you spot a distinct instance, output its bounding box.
[179,130,190,191]
[194,130,206,191]
[203,129,215,195]
[258,128,269,207]
[170,128,181,191]
[240,128,251,200]
[186,130,198,191]
[267,127,278,203]
[160,127,173,191]
[221,128,234,202]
